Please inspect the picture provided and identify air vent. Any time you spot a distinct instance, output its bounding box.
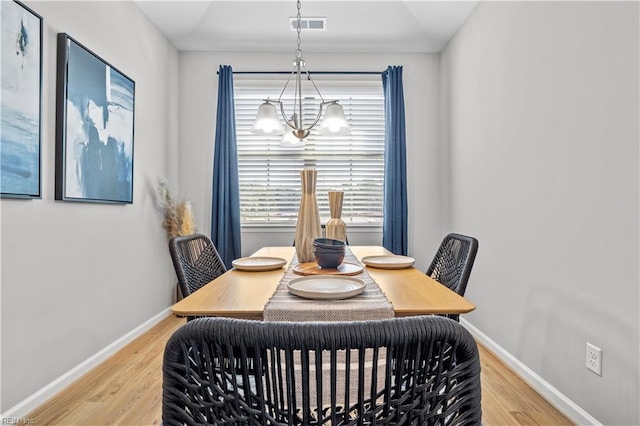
[289,17,327,31]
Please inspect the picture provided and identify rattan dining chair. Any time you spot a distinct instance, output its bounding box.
[168,233,227,299]
[162,316,482,425]
[427,233,479,322]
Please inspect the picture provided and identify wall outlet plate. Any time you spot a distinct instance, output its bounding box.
[586,343,602,376]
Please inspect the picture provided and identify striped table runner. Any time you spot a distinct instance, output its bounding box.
[263,247,394,322]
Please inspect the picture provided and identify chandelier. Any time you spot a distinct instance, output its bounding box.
[251,0,350,145]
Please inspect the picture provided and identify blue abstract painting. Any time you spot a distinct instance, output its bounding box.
[0,1,42,198]
[56,34,135,203]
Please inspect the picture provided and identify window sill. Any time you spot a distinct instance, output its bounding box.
[241,224,382,233]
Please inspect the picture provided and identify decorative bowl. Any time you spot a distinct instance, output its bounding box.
[313,238,346,250]
[313,249,345,269]
[312,245,346,253]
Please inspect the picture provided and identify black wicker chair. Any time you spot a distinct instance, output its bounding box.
[426,233,479,322]
[162,316,482,425]
[168,233,227,298]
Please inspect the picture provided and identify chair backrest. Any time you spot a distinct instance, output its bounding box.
[162,316,482,425]
[168,233,227,298]
[427,233,478,322]
[427,233,478,296]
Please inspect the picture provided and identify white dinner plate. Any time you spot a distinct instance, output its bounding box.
[232,257,287,272]
[287,276,366,300]
[361,255,415,270]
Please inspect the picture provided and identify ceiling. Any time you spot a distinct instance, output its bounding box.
[134,0,478,53]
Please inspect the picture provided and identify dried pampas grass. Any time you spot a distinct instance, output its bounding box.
[158,181,196,239]
[177,201,196,236]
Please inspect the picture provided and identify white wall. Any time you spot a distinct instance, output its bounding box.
[9,1,635,421]
[441,2,639,424]
[0,1,179,411]
[178,52,443,264]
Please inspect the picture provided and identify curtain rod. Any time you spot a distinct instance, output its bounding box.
[217,70,383,75]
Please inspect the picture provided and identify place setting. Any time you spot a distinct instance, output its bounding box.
[283,238,366,300]
[361,254,415,269]
[287,276,366,300]
[292,238,363,276]
[231,256,287,272]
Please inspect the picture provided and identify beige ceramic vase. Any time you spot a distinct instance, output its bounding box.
[294,169,322,262]
[325,191,347,243]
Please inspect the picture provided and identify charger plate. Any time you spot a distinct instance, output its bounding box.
[232,256,287,272]
[361,255,415,270]
[287,276,366,300]
[293,262,363,276]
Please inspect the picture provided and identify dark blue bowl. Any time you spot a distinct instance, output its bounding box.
[313,246,346,253]
[313,238,346,250]
[314,250,345,269]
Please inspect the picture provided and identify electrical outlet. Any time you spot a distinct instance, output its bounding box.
[586,343,602,376]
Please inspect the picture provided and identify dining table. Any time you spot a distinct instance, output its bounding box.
[170,246,475,320]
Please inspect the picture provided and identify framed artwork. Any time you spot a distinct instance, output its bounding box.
[55,33,135,204]
[0,0,43,199]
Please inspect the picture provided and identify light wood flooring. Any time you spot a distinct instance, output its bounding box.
[28,315,574,425]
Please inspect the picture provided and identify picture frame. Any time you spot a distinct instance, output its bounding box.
[55,33,135,204]
[1,0,43,199]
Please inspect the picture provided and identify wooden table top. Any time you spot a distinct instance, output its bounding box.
[170,246,475,320]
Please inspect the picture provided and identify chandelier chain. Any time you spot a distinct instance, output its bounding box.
[296,0,303,58]
[252,0,348,141]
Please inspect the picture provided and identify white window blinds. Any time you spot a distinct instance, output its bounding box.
[234,77,384,226]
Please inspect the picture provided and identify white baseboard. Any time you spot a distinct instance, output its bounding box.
[1,311,602,424]
[1,308,172,421]
[460,318,602,426]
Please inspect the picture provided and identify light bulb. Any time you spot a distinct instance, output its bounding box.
[319,102,350,136]
[252,102,284,135]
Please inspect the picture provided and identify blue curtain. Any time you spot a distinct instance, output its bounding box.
[382,65,408,255]
[211,65,241,268]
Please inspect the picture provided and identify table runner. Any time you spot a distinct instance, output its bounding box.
[263,247,394,322]
[262,247,393,410]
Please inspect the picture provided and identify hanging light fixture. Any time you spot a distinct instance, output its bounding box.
[251,0,350,144]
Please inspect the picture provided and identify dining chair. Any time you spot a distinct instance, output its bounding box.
[162,316,482,425]
[426,233,479,322]
[168,233,227,299]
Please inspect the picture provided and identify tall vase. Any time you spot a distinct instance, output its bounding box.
[294,169,322,263]
[325,191,347,243]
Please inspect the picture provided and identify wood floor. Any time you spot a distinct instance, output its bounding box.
[28,315,574,425]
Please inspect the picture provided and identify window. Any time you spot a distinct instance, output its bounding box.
[234,76,384,227]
